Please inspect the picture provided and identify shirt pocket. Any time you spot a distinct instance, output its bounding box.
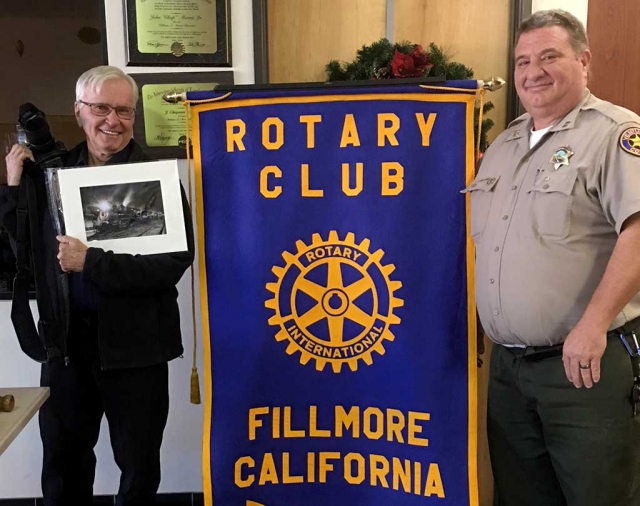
[526,168,578,239]
[461,176,500,240]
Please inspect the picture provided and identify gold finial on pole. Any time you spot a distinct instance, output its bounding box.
[478,77,506,92]
[163,91,187,103]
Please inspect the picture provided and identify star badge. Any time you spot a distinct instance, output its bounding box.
[550,146,574,170]
[620,127,640,157]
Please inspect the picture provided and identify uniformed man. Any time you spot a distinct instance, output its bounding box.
[464,9,640,506]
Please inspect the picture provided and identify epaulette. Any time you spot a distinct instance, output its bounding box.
[583,96,640,126]
[507,112,530,129]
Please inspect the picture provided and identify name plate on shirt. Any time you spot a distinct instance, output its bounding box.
[54,159,188,256]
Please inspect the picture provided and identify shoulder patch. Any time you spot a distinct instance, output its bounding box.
[620,127,640,157]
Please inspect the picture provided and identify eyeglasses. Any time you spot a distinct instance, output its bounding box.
[78,100,136,120]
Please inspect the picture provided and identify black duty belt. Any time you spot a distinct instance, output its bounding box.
[503,317,640,362]
[503,316,640,417]
[507,343,564,361]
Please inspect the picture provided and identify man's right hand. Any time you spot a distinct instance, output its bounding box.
[5,143,34,186]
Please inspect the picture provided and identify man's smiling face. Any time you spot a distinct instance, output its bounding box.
[514,25,590,126]
[74,78,135,165]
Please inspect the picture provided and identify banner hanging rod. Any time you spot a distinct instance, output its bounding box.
[163,76,505,103]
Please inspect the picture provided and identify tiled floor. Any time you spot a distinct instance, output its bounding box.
[0,493,204,505]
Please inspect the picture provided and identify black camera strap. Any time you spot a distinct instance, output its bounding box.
[11,169,61,362]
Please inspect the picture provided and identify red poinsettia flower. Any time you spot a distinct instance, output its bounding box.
[391,45,433,78]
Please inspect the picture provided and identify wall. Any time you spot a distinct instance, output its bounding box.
[532,0,589,26]
[394,0,511,141]
[267,0,387,83]
[267,0,509,140]
[587,0,640,114]
[0,13,103,124]
[0,0,255,498]
[0,14,104,160]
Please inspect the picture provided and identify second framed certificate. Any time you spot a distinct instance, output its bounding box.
[131,72,234,158]
[125,0,231,66]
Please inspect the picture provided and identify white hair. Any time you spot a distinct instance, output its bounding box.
[75,65,139,103]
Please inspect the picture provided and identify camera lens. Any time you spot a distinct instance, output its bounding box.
[18,103,54,153]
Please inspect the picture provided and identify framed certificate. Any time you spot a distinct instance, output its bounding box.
[130,72,234,159]
[125,0,231,66]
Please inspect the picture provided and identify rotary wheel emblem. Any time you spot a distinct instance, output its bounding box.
[265,231,403,373]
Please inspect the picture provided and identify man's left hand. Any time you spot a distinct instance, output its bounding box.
[562,321,607,389]
[56,235,88,273]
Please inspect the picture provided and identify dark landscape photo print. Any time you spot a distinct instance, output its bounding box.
[79,181,166,242]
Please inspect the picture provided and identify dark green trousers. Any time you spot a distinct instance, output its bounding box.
[488,337,640,506]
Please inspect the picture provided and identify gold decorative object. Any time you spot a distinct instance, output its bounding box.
[162,91,187,104]
[478,77,506,92]
[171,41,186,57]
[0,394,15,413]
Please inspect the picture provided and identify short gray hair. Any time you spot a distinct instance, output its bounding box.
[75,65,139,103]
[517,9,589,55]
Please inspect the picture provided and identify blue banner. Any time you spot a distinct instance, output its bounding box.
[189,82,478,506]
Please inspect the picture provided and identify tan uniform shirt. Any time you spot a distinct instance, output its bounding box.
[465,92,640,346]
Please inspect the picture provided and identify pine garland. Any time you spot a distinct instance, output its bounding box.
[326,38,494,152]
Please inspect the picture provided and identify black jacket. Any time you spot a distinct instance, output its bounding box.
[0,140,195,370]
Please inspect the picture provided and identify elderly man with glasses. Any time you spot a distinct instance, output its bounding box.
[1,65,194,506]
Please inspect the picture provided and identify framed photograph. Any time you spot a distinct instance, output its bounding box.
[130,72,234,159]
[57,160,188,256]
[125,0,231,66]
